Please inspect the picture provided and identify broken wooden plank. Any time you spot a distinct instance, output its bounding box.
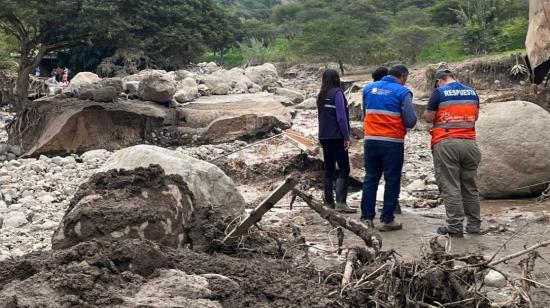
[222,177,298,246]
[292,188,382,250]
[285,129,319,154]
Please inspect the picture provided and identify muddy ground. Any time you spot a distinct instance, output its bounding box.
[1,68,550,307]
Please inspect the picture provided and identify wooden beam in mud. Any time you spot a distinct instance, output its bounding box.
[292,188,382,250]
[285,129,319,154]
[222,177,297,246]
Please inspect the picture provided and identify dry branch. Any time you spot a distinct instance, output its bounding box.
[489,240,550,267]
[292,188,383,250]
[342,249,358,287]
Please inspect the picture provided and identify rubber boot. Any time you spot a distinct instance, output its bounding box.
[323,178,335,209]
[335,178,357,213]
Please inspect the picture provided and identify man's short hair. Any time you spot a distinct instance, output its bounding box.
[372,67,389,82]
[389,65,409,78]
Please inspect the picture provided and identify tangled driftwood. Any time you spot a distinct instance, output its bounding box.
[292,188,550,307]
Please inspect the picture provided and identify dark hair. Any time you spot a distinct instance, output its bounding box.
[372,67,389,81]
[317,69,341,111]
[389,65,409,78]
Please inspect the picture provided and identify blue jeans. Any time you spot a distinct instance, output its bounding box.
[360,140,404,223]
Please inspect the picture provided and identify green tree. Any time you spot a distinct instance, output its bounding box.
[427,0,462,25]
[454,0,499,54]
[0,0,119,108]
[392,26,435,63]
[291,14,373,75]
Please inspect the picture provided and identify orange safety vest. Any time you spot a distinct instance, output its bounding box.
[363,76,410,143]
[431,83,479,147]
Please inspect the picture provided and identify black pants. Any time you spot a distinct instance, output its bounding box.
[321,139,350,179]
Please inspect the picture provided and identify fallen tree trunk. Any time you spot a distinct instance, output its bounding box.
[292,188,382,250]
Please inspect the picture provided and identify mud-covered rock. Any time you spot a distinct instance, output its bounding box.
[99,146,245,230]
[7,97,167,156]
[138,73,176,103]
[0,238,336,308]
[52,165,195,250]
[477,101,550,198]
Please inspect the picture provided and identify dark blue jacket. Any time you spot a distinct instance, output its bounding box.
[318,87,349,140]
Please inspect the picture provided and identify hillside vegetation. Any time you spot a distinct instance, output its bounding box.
[0,0,529,76]
[208,0,529,69]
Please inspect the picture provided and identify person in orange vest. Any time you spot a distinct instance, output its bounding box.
[423,69,481,238]
[361,65,417,231]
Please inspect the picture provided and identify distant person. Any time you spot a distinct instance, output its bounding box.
[361,65,417,231]
[34,67,40,77]
[423,69,481,238]
[317,69,357,213]
[63,67,69,83]
[50,69,57,82]
[55,66,63,82]
[372,67,389,82]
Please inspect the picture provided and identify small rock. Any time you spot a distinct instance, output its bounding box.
[0,176,11,185]
[8,145,22,156]
[0,144,8,155]
[484,270,507,288]
[3,211,28,228]
[61,156,77,165]
[39,155,51,163]
[406,179,426,192]
[51,157,64,166]
[7,153,16,161]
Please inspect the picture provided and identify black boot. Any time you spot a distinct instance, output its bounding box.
[335,177,357,213]
[335,177,348,204]
[323,178,335,209]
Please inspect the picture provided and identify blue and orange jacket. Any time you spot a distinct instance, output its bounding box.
[362,76,411,143]
[431,82,479,147]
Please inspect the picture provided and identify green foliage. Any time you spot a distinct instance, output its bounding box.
[497,17,528,51]
[0,33,17,70]
[427,0,462,25]
[418,29,468,63]
[453,0,499,54]
[240,37,295,66]
[392,26,436,63]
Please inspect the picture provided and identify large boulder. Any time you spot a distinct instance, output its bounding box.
[92,86,118,102]
[174,77,199,103]
[7,97,168,156]
[99,145,245,223]
[275,88,304,105]
[70,72,101,88]
[199,74,232,95]
[477,101,550,198]
[125,81,140,98]
[138,73,177,103]
[99,77,123,94]
[167,69,196,81]
[224,68,255,93]
[52,165,196,250]
[176,93,292,143]
[245,63,279,88]
[294,97,317,110]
